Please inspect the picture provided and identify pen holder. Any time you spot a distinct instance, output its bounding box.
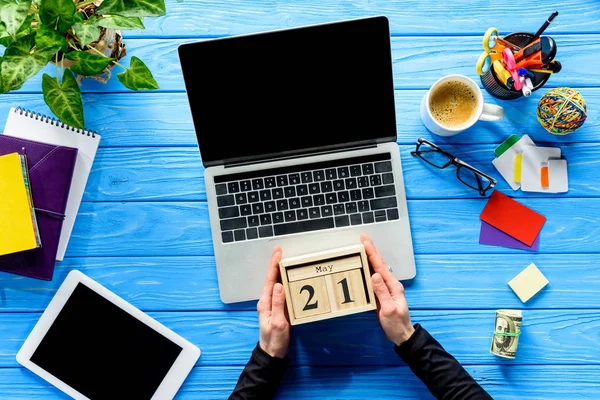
[481,32,551,100]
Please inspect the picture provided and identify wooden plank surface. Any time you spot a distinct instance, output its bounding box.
[1,253,598,312]
[1,89,597,147]
[126,0,600,37]
[5,35,600,93]
[2,0,600,397]
[70,143,600,202]
[1,310,599,367]
[56,198,600,257]
[1,365,599,400]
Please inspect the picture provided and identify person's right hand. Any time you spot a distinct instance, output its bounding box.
[361,234,415,346]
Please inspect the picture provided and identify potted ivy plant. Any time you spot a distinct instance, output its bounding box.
[0,0,165,129]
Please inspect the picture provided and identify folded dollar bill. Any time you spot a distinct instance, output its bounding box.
[490,309,522,359]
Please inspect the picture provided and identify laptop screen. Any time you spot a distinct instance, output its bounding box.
[179,16,396,167]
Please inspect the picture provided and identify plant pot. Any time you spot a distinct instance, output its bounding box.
[52,28,127,84]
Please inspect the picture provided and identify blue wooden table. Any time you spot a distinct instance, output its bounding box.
[1,1,600,398]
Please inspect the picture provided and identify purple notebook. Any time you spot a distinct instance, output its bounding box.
[0,135,77,280]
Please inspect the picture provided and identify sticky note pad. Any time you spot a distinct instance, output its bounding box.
[521,145,561,192]
[492,135,535,190]
[495,135,521,157]
[480,191,546,246]
[540,165,549,187]
[479,221,539,251]
[514,154,522,184]
[508,263,549,303]
[548,159,568,193]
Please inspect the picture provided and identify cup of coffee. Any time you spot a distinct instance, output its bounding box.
[420,74,504,137]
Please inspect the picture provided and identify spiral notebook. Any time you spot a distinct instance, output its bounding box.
[3,108,101,261]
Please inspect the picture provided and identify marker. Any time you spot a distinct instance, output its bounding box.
[518,68,535,79]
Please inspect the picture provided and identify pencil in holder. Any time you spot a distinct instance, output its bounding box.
[481,32,551,100]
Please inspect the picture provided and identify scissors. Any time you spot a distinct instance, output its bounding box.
[476,28,506,75]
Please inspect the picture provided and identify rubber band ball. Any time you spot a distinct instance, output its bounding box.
[537,88,587,135]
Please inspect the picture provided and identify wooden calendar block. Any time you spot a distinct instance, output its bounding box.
[279,244,376,325]
[288,277,331,319]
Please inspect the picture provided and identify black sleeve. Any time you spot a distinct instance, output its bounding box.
[395,324,493,400]
[229,342,288,400]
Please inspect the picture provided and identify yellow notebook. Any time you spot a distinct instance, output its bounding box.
[0,152,41,256]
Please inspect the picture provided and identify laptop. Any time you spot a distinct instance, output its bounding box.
[178,16,415,304]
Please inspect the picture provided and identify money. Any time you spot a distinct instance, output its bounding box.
[490,309,522,359]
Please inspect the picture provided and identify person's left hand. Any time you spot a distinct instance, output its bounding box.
[257,246,291,358]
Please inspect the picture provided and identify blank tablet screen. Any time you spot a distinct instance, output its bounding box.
[30,283,183,399]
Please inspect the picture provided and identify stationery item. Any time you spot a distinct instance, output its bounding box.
[492,134,535,190]
[17,270,200,400]
[530,11,559,43]
[521,145,561,192]
[420,74,504,137]
[479,221,539,251]
[503,48,522,90]
[514,37,557,70]
[494,134,520,157]
[529,60,562,74]
[520,77,532,97]
[492,60,514,89]
[540,165,549,187]
[0,135,77,280]
[476,27,505,75]
[537,87,587,135]
[490,310,522,359]
[495,37,521,51]
[480,191,546,246]
[411,138,497,196]
[518,68,535,79]
[548,159,568,192]
[514,154,522,184]
[508,263,549,302]
[0,153,41,256]
[3,108,101,261]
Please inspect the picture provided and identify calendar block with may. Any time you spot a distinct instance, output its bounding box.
[279,244,376,325]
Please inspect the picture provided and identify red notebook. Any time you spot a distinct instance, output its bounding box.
[480,191,546,247]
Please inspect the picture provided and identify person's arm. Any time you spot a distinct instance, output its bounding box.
[361,235,492,400]
[229,247,291,400]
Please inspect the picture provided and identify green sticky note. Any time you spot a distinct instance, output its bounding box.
[495,135,521,157]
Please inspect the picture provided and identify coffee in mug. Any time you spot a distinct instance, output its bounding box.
[420,74,504,137]
[429,79,478,130]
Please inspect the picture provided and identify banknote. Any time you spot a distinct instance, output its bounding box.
[490,309,522,359]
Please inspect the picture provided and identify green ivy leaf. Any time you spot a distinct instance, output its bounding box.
[73,11,84,24]
[0,56,4,94]
[72,15,101,47]
[0,33,57,92]
[35,27,68,52]
[65,51,114,76]
[42,69,84,129]
[116,56,159,90]
[39,0,76,33]
[97,15,145,30]
[0,0,32,39]
[96,0,166,18]
[0,14,33,46]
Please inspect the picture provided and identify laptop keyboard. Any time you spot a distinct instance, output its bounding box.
[214,153,399,243]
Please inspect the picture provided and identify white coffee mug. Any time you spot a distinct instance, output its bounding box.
[420,74,504,137]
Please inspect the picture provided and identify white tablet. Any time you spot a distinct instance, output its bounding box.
[17,270,201,400]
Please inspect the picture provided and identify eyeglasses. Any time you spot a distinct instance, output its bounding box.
[411,138,497,196]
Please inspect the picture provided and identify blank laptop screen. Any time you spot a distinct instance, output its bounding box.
[179,16,397,166]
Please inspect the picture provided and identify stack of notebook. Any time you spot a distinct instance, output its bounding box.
[0,108,101,280]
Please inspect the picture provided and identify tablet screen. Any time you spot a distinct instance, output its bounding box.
[29,283,183,399]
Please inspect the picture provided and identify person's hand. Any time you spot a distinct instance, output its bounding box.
[257,246,291,358]
[361,234,415,346]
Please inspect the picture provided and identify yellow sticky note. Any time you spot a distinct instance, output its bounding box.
[514,154,522,184]
[508,263,549,303]
[0,153,40,256]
